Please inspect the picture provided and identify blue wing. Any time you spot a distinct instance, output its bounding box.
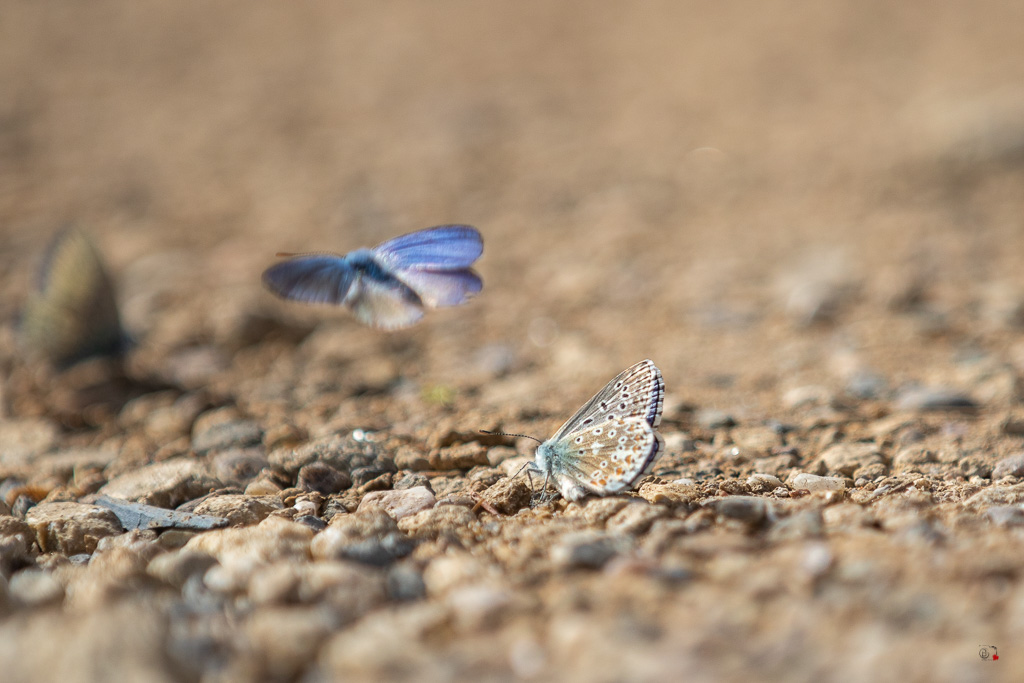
[373,225,483,271]
[394,269,482,308]
[262,256,356,305]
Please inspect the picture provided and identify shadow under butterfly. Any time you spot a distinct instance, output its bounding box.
[15,228,168,426]
[261,225,483,329]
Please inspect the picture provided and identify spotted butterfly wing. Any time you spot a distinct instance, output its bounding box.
[536,360,665,501]
[551,359,664,439]
[554,416,664,499]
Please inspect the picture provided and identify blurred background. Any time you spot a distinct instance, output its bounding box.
[2,0,1024,419]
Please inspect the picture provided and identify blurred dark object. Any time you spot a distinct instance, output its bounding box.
[19,228,130,369]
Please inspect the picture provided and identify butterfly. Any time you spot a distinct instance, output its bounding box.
[20,228,129,368]
[532,359,665,502]
[261,225,483,330]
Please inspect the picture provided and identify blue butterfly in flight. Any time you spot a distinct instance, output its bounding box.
[262,225,483,329]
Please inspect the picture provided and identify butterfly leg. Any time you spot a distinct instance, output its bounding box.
[529,470,555,506]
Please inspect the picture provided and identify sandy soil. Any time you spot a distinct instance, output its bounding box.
[2,2,1024,681]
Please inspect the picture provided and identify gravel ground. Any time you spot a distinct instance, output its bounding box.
[3,2,1024,681]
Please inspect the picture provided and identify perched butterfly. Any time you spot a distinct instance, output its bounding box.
[532,360,665,501]
[262,225,483,330]
[19,228,129,368]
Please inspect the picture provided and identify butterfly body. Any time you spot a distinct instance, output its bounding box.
[533,360,665,502]
[262,225,483,330]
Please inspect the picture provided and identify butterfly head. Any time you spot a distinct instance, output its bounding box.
[533,440,555,476]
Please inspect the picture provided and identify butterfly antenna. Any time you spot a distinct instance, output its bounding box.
[479,429,542,444]
[274,250,344,258]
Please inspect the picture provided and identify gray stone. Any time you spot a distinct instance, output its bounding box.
[322,533,416,567]
[386,564,426,601]
[986,506,1024,527]
[211,448,269,487]
[965,484,1024,510]
[768,509,824,540]
[605,502,669,535]
[91,495,230,531]
[393,473,431,491]
[295,515,327,532]
[551,531,629,569]
[895,386,978,412]
[357,487,436,520]
[297,463,352,495]
[708,496,770,525]
[788,473,848,492]
[845,370,888,399]
[992,453,1024,480]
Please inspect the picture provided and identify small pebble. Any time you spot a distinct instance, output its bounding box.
[297,463,352,495]
[294,515,327,532]
[393,474,431,491]
[25,502,124,555]
[695,409,736,430]
[551,531,628,569]
[788,473,848,492]
[605,502,668,535]
[992,453,1024,480]
[358,487,436,521]
[8,569,64,607]
[895,386,978,412]
[386,564,426,601]
[708,496,770,525]
[192,414,263,454]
